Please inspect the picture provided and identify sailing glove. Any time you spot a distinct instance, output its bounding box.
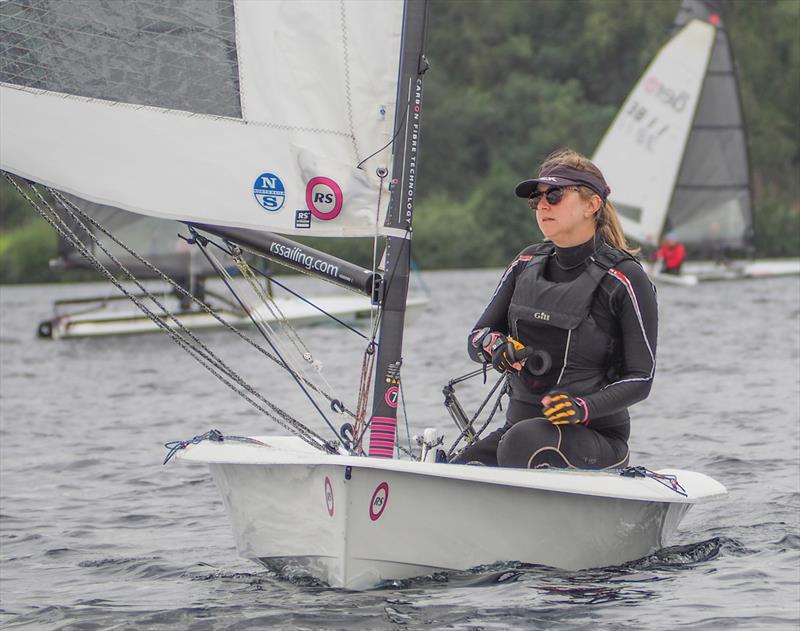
[470,328,535,374]
[542,392,589,425]
[490,335,529,373]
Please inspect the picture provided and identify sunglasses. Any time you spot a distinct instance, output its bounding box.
[528,186,578,210]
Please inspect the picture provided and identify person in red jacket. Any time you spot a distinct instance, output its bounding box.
[654,232,686,274]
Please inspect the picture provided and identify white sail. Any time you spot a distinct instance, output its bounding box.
[0,0,404,238]
[592,19,715,247]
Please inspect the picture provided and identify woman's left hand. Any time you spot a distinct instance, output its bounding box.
[541,392,589,425]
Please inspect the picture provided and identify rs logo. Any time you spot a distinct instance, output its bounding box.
[369,482,389,521]
[306,176,343,221]
[314,192,334,204]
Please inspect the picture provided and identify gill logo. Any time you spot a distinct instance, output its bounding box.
[534,312,550,321]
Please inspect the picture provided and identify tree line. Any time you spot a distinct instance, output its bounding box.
[1,0,798,283]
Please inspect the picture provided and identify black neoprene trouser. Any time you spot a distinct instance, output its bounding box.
[451,399,630,469]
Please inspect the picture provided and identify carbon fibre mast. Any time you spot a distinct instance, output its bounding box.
[366,0,430,458]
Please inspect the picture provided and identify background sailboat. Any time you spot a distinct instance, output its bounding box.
[593,0,799,283]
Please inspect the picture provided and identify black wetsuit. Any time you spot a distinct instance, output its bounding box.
[454,236,658,469]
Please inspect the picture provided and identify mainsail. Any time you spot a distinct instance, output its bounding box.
[1,0,404,238]
[593,0,754,253]
[1,0,428,459]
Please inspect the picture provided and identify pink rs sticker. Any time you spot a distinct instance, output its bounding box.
[306,176,343,221]
[324,476,334,517]
[369,482,389,521]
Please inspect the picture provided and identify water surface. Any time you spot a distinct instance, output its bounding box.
[1,271,798,629]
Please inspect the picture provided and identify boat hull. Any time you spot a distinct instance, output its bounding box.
[210,464,691,589]
[195,440,709,589]
[39,295,427,339]
[645,259,800,287]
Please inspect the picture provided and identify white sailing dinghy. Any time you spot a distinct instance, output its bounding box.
[593,0,798,285]
[1,0,725,590]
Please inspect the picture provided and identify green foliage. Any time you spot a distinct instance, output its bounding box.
[419,0,799,262]
[418,0,685,266]
[0,178,33,231]
[0,215,58,283]
[728,0,800,203]
[0,0,797,280]
[754,195,800,257]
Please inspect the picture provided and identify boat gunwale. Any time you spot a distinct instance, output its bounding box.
[177,436,727,505]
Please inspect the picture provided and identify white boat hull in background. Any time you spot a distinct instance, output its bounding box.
[39,294,428,339]
[644,263,699,286]
[645,258,800,287]
[177,436,727,590]
[686,258,800,281]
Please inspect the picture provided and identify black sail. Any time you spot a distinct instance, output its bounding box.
[665,0,755,255]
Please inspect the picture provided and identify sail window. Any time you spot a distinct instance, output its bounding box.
[0,0,242,118]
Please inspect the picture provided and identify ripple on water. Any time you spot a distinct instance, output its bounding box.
[774,533,800,549]
[1,276,799,629]
[78,556,186,580]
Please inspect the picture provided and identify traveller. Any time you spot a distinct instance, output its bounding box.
[654,232,686,275]
[453,148,658,469]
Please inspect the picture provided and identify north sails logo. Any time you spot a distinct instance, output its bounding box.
[540,177,559,183]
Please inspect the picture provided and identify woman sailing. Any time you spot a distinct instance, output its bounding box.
[455,148,657,469]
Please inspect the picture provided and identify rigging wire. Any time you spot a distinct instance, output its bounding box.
[188,229,348,447]
[355,101,408,170]
[181,230,361,419]
[240,264,371,342]
[399,380,414,458]
[44,188,357,421]
[351,170,390,448]
[6,174,337,453]
[348,225,414,450]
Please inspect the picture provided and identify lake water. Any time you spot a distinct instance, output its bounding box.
[1,270,798,629]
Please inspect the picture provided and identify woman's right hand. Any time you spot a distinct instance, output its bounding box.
[489,335,529,373]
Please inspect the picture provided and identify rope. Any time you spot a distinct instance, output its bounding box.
[244,264,370,342]
[232,249,318,363]
[399,380,414,458]
[6,175,335,453]
[183,230,359,420]
[619,466,688,497]
[353,341,377,453]
[350,169,389,453]
[162,429,270,464]
[189,233,347,447]
[48,190,353,420]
